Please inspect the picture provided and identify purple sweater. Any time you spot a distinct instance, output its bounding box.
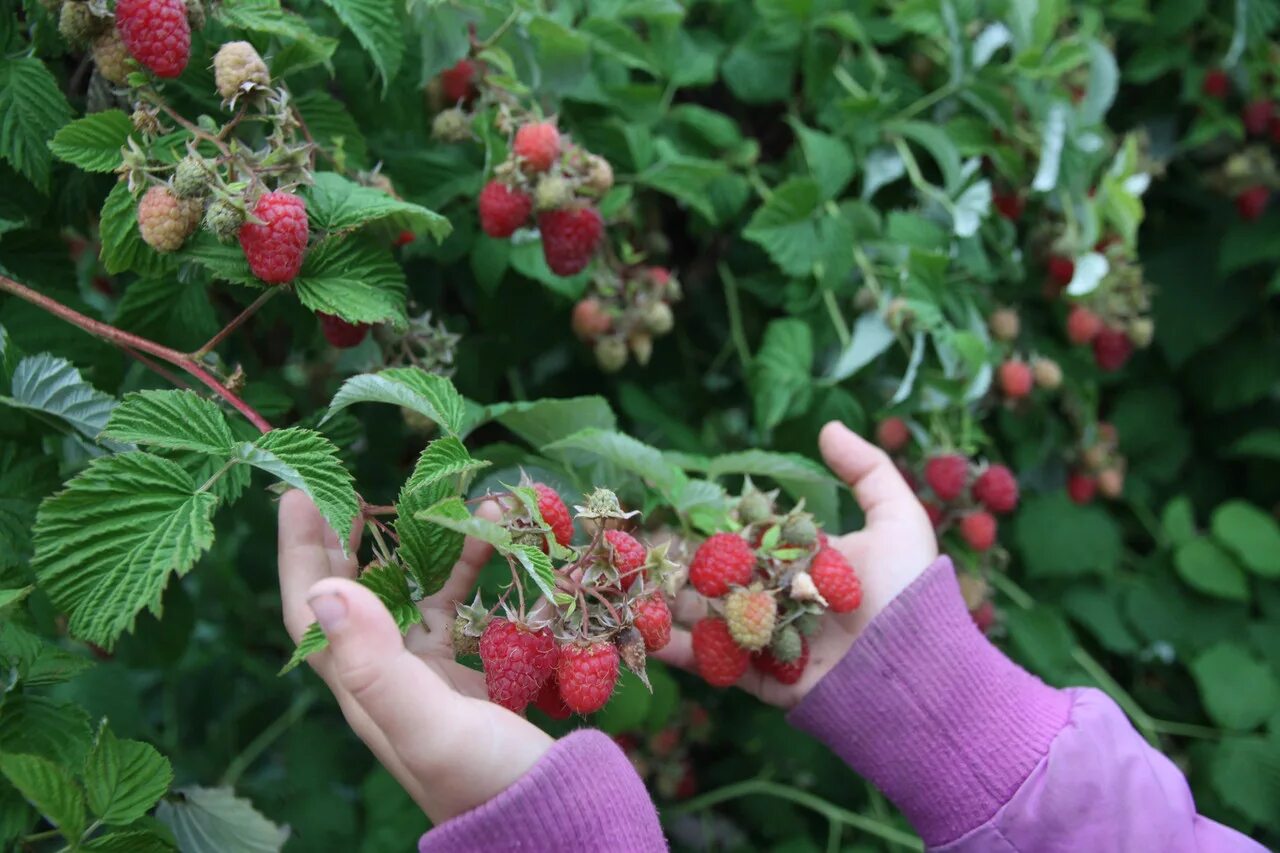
[419,559,1266,851]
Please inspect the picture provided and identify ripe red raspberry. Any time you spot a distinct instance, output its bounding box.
[538,206,603,276]
[1243,99,1275,136]
[239,191,308,284]
[572,297,612,341]
[1092,327,1133,372]
[688,532,755,598]
[992,189,1024,221]
[604,529,646,589]
[1067,471,1097,504]
[440,58,480,104]
[1202,68,1230,99]
[810,547,861,612]
[514,121,561,172]
[752,636,809,685]
[1236,185,1270,221]
[318,313,369,348]
[724,587,776,651]
[479,619,557,714]
[532,483,573,550]
[924,454,969,502]
[972,464,1019,515]
[556,641,619,714]
[648,266,672,290]
[998,360,1033,400]
[876,417,909,452]
[960,511,997,551]
[115,0,190,78]
[691,618,749,687]
[1047,254,1075,288]
[137,185,199,252]
[1066,305,1103,345]
[531,674,571,719]
[632,593,671,652]
[478,180,532,238]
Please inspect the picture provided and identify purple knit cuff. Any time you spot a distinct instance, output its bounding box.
[787,557,1071,847]
[418,729,666,852]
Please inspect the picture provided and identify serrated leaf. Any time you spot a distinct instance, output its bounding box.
[178,233,261,287]
[0,621,94,686]
[510,543,559,603]
[0,753,84,839]
[358,564,423,630]
[1211,501,1280,578]
[789,121,855,199]
[706,450,839,529]
[32,453,218,649]
[84,725,173,825]
[115,276,220,351]
[0,442,58,559]
[236,429,357,551]
[395,443,470,596]
[293,92,368,169]
[0,57,73,191]
[0,695,93,766]
[156,786,289,853]
[48,110,133,173]
[325,368,466,436]
[742,178,826,276]
[543,428,686,496]
[305,173,449,241]
[1174,537,1250,601]
[1190,643,1280,730]
[292,237,407,329]
[750,319,813,431]
[216,0,336,64]
[104,391,236,456]
[316,0,403,92]
[279,622,327,674]
[99,182,177,277]
[416,497,512,551]
[0,781,33,848]
[482,396,617,446]
[401,437,489,496]
[1013,493,1123,579]
[82,830,178,852]
[1,353,121,446]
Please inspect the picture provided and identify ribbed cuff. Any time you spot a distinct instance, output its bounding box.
[418,729,666,852]
[787,557,1070,847]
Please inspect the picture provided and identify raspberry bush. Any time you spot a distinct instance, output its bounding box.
[2,1,1279,850]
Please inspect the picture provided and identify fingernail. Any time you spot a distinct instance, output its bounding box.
[309,592,347,633]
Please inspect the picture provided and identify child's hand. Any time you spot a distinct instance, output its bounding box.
[277,491,552,824]
[655,421,938,707]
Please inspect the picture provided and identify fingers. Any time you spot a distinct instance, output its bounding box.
[819,421,923,525]
[649,625,695,672]
[279,490,346,643]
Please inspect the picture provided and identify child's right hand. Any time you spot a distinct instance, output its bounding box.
[654,421,938,707]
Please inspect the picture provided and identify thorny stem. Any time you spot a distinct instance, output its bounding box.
[120,344,193,390]
[192,287,281,358]
[362,503,397,517]
[0,275,273,434]
[196,458,241,494]
[146,93,232,158]
[507,556,527,619]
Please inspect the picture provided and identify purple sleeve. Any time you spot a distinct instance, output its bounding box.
[789,557,1266,852]
[417,729,666,852]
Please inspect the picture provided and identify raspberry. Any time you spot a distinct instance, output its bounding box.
[781,515,817,547]
[1067,471,1097,504]
[1066,305,1102,345]
[642,302,674,335]
[212,40,269,100]
[972,464,1019,515]
[394,230,415,247]
[1202,68,1229,99]
[992,189,1023,221]
[572,298,612,341]
[988,308,1020,342]
[533,483,573,549]
[691,618,749,687]
[752,635,809,685]
[479,618,557,714]
[1092,327,1133,372]
[514,121,561,173]
[203,197,243,244]
[960,511,997,551]
[318,313,369,349]
[688,532,755,598]
[477,181,532,238]
[1047,254,1075,288]
[538,206,603,276]
[1243,99,1275,136]
[172,155,210,199]
[810,548,861,612]
[877,417,910,452]
[59,2,104,47]
[633,593,671,652]
[1032,357,1062,390]
[432,108,472,142]
[724,587,776,651]
[1236,186,1270,221]
[137,185,200,252]
[556,641,619,714]
[594,337,628,372]
[924,454,969,502]
[93,30,132,85]
[440,58,480,104]
[648,267,672,290]
[534,174,574,212]
[1097,467,1125,499]
[531,675,571,720]
[585,154,614,193]
[998,360,1033,400]
[239,191,308,284]
[604,529,646,589]
[115,0,190,78]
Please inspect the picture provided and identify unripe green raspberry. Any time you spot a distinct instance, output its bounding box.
[1128,317,1154,348]
[534,174,573,211]
[59,1,104,47]
[595,337,628,373]
[794,612,821,637]
[642,301,674,335]
[185,0,205,29]
[781,514,817,547]
[737,491,773,525]
[769,625,803,664]
[584,154,614,193]
[92,29,131,85]
[203,197,244,244]
[213,40,269,101]
[1031,357,1062,390]
[629,332,653,366]
[173,155,211,199]
[431,108,471,142]
[724,586,776,651]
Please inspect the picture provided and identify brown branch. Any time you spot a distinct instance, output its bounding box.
[191,287,280,358]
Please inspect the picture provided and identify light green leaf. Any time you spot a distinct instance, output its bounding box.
[1013,493,1123,578]
[1078,39,1119,124]
[156,786,289,853]
[304,173,449,241]
[481,396,616,447]
[416,496,511,552]
[396,478,467,598]
[742,178,825,276]
[0,57,73,192]
[0,442,58,559]
[1162,496,1197,548]
[543,428,685,496]
[316,0,403,92]
[216,0,336,62]
[402,437,488,496]
[892,120,963,192]
[790,121,855,199]
[325,368,466,436]
[0,754,83,839]
[104,391,236,456]
[510,543,560,604]
[750,319,813,431]
[1211,501,1280,578]
[82,830,178,852]
[1174,537,1250,601]
[48,110,133,173]
[581,17,656,72]
[1,353,120,446]
[236,429,357,551]
[706,450,840,530]
[0,695,93,766]
[824,312,896,382]
[32,452,218,649]
[84,725,173,825]
[0,621,94,686]
[292,238,408,329]
[279,622,327,675]
[1190,643,1280,730]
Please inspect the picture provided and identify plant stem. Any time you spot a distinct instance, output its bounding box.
[192,287,280,359]
[717,262,751,373]
[197,458,241,494]
[822,290,851,348]
[478,7,520,49]
[220,689,318,787]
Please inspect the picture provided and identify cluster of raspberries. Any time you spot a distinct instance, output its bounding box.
[985,308,1064,400]
[56,0,194,87]
[571,266,682,372]
[457,483,673,717]
[686,484,861,689]
[1044,244,1153,374]
[1067,421,1127,505]
[612,701,711,801]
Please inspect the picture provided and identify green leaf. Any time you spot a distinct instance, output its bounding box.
[216,0,336,63]
[742,178,825,276]
[292,237,407,329]
[396,478,466,598]
[401,437,489,496]
[178,233,260,287]
[357,564,423,632]
[156,786,289,853]
[84,725,173,825]
[1,353,120,446]
[0,620,94,686]
[0,695,93,766]
[293,92,368,169]
[0,442,58,559]
[1190,643,1280,730]
[581,17,657,72]
[824,312,896,382]
[510,542,560,604]
[32,452,218,649]
[543,428,685,496]
[482,396,616,447]
[750,319,813,432]
[114,276,220,352]
[1228,428,1280,461]
[1174,537,1250,601]
[82,830,178,852]
[789,121,855,199]
[236,429,357,551]
[0,57,73,191]
[48,110,133,173]
[104,391,236,456]
[279,622,327,675]
[316,0,403,92]
[891,120,963,192]
[705,451,839,530]
[1013,493,1123,579]
[0,781,34,848]
[1211,501,1280,578]
[1162,496,1197,547]
[0,754,84,839]
[325,368,466,436]
[99,182,176,277]
[1210,736,1280,829]
[416,496,512,552]
[304,173,449,242]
